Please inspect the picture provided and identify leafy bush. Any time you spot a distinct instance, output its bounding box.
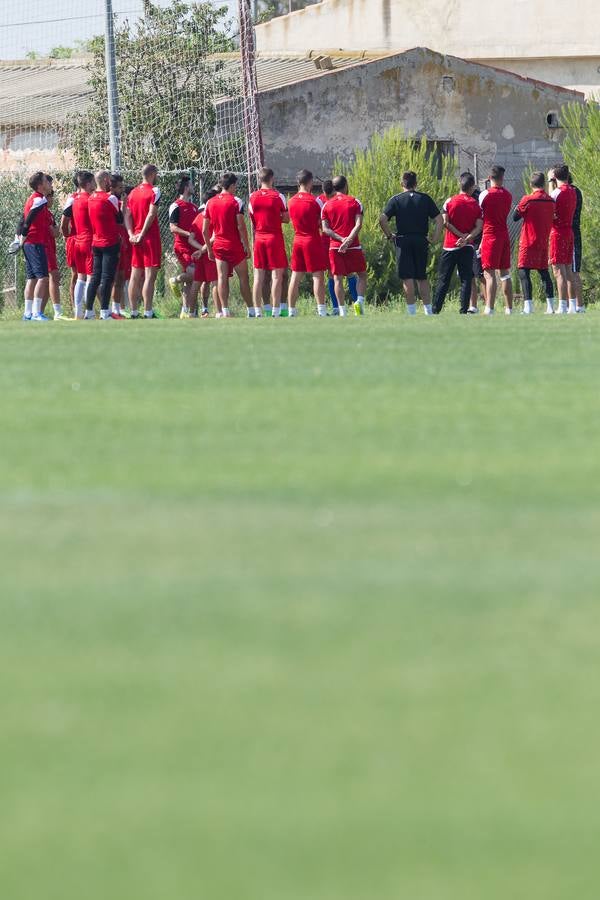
[337,129,457,301]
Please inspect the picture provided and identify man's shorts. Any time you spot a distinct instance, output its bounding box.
[23,243,49,280]
[132,236,162,269]
[193,253,219,284]
[65,235,76,268]
[253,233,288,270]
[213,241,247,271]
[329,247,366,277]
[549,229,574,267]
[74,240,93,277]
[395,234,429,280]
[45,242,58,273]
[573,234,582,273]
[480,232,511,271]
[175,248,194,271]
[291,236,328,273]
[118,241,132,279]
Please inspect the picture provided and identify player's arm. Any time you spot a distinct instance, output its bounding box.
[202,216,214,260]
[134,204,158,243]
[279,195,290,225]
[168,205,190,239]
[124,203,133,238]
[378,212,395,242]
[339,213,363,252]
[456,217,483,248]
[60,214,71,239]
[237,213,250,257]
[188,229,206,258]
[443,213,465,239]
[322,217,344,243]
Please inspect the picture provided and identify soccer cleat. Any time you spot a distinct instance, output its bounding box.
[576,306,586,314]
[353,300,364,316]
[22,313,32,321]
[31,312,50,321]
[54,313,74,321]
[180,309,190,319]
[467,307,479,314]
[144,310,161,319]
[201,310,209,318]
[504,307,513,315]
[169,276,182,299]
[279,308,289,317]
[110,312,125,319]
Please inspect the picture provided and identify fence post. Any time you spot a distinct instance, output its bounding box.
[104,0,122,172]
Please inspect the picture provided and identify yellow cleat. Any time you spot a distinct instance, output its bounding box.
[353,300,364,316]
[179,309,190,319]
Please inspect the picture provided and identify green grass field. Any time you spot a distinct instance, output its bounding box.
[2,311,600,899]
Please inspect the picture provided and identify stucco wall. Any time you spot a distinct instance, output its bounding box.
[255,0,600,96]
[258,49,581,190]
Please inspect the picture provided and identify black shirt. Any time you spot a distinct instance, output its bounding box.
[572,185,583,239]
[383,191,440,236]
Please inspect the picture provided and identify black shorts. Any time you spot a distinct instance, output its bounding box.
[473,251,484,279]
[573,235,582,274]
[395,234,429,280]
[23,242,49,280]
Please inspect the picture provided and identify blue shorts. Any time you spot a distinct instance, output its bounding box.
[23,243,49,280]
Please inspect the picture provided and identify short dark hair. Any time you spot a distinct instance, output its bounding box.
[123,185,134,197]
[321,178,334,197]
[460,171,475,192]
[201,187,219,205]
[176,175,191,195]
[219,172,238,190]
[259,166,274,184]
[332,175,347,192]
[77,170,95,189]
[530,171,545,189]
[402,171,417,190]
[490,165,505,181]
[297,168,313,187]
[28,171,46,191]
[111,173,124,189]
[72,172,81,190]
[142,163,159,179]
[554,163,569,182]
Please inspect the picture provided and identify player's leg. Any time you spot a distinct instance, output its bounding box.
[216,258,230,316]
[518,268,534,314]
[142,267,159,317]
[564,265,577,314]
[252,268,266,317]
[31,276,49,320]
[288,270,302,312]
[271,268,286,317]
[571,240,584,312]
[236,259,253,316]
[48,269,62,319]
[402,279,417,314]
[499,270,513,314]
[23,276,36,320]
[312,272,326,317]
[199,281,210,317]
[112,269,125,318]
[432,250,455,314]
[552,264,569,314]
[455,247,474,315]
[84,248,103,318]
[327,275,339,314]
[354,270,367,316]
[538,268,556,315]
[416,280,432,315]
[347,275,358,303]
[98,245,120,319]
[129,267,144,318]
[483,270,497,313]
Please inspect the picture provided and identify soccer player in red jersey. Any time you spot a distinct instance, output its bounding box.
[432,172,482,314]
[20,171,53,321]
[168,175,198,317]
[202,172,253,318]
[548,164,578,314]
[125,163,162,319]
[248,167,289,317]
[63,170,95,319]
[43,180,67,319]
[85,170,123,320]
[109,175,132,317]
[479,165,514,315]
[61,174,80,312]
[189,188,219,318]
[318,178,359,313]
[321,175,367,316]
[287,169,328,316]
[513,171,555,315]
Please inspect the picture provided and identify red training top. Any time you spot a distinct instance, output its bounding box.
[248,188,287,235]
[203,192,245,249]
[321,194,363,249]
[479,186,512,235]
[551,184,577,231]
[169,197,198,253]
[516,189,554,269]
[442,193,482,250]
[128,182,161,243]
[88,190,121,248]
[70,192,93,245]
[22,192,52,245]
[288,192,323,240]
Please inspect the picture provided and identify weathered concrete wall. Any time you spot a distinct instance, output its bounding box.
[255,0,600,97]
[259,49,582,192]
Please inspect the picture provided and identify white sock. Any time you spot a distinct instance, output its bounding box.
[249,307,257,317]
[100,309,111,319]
[357,295,365,307]
[523,299,533,314]
[317,304,327,316]
[558,299,568,313]
[84,309,95,319]
[144,309,153,317]
[424,304,433,315]
[272,305,281,317]
[181,304,188,313]
[24,297,33,316]
[112,301,121,314]
[130,310,140,318]
[32,297,42,316]
[484,306,494,315]
[339,306,347,317]
[407,303,416,315]
[53,303,62,316]
[568,299,577,313]
[74,279,86,317]
[505,307,512,315]
[546,298,555,313]
[264,304,272,313]
[289,308,298,317]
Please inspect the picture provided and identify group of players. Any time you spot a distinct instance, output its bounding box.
[14,159,583,321]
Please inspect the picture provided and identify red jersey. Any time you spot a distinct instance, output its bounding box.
[22,192,52,245]
[70,192,93,245]
[442,193,482,250]
[288,192,323,239]
[321,193,363,249]
[63,192,78,237]
[248,188,286,235]
[203,192,245,248]
[169,197,198,252]
[479,186,512,235]
[88,190,120,247]
[516,189,554,269]
[190,208,210,246]
[551,184,577,231]
[128,182,161,242]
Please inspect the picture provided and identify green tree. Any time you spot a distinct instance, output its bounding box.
[63,0,238,173]
[339,128,457,301]
[254,0,318,24]
[560,101,600,304]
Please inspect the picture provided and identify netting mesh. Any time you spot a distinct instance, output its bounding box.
[0,0,260,308]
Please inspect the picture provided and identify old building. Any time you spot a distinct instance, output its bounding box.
[255,0,600,98]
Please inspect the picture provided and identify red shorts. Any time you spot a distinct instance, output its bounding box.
[118,243,132,279]
[518,242,550,270]
[45,243,58,273]
[193,253,219,283]
[480,232,511,271]
[329,247,367,277]
[253,233,288,270]
[132,236,162,269]
[74,241,93,276]
[291,236,328,273]
[66,235,76,268]
[213,241,247,270]
[549,229,574,266]
[175,247,194,271]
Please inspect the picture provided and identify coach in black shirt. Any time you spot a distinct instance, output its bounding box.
[379,171,443,314]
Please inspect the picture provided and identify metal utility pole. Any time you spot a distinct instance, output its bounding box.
[104,0,122,172]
